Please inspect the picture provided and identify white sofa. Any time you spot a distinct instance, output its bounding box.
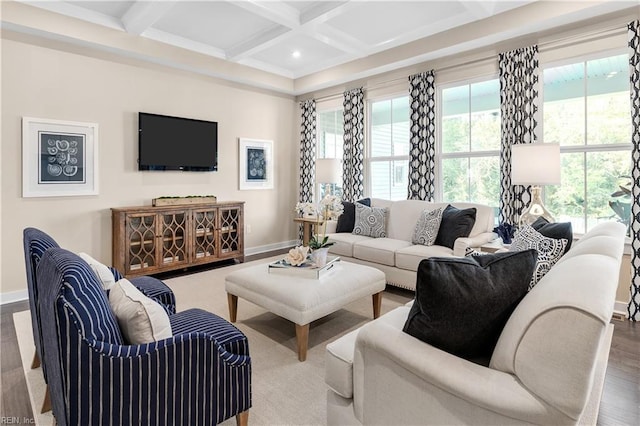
[326,199,495,290]
[324,221,625,425]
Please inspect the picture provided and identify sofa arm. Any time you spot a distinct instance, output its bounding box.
[352,320,571,425]
[453,232,496,256]
[325,219,338,234]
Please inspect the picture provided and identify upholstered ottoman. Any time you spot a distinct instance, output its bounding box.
[225,260,386,361]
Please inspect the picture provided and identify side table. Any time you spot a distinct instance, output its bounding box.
[293,217,324,246]
[480,240,510,253]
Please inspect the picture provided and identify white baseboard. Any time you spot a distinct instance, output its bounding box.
[0,289,29,305]
[613,301,629,320]
[245,240,296,256]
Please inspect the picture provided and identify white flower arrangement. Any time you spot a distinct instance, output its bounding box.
[285,245,310,266]
[295,202,318,217]
[319,195,344,220]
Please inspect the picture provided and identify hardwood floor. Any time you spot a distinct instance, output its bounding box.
[2,254,638,424]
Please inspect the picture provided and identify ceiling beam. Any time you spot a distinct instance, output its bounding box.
[226,25,292,60]
[121,1,177,35]
[229,0,300,29]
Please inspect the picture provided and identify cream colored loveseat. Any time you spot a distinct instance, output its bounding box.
[324,221,625,425]
[326,199,495,290]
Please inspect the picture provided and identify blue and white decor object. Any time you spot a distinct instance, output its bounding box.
[238,137,273,190]
[22,117,98,197]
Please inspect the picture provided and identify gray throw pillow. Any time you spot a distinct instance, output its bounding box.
[403,250,538,360]
[510,224,567,289]
[353,203,387,238]
[412,207,444,246]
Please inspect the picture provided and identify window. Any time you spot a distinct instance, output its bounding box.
[368,96,410,200]
[317,109,343,200]
[439,78,501,213]
[543,53,631,234]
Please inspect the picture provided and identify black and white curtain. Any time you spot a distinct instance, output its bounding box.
[498,45,540,226]
[299,99,316,241]
[343,88,365,201]
[628,20,640,321]
[408,70,436,201]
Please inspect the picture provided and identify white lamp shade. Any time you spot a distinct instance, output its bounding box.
[316,158,342,184]
[511,143,561,185]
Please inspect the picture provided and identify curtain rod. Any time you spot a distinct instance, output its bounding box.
[304,21,628,104]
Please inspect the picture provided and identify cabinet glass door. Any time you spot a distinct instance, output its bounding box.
[219,207,242,257]
[160,211,188,266]
[192,208,217,262]
[126,213,157,273]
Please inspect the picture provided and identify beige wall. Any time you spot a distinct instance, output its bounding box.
[1,37,298,298]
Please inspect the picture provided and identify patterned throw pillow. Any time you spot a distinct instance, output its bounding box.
[510,224,568,289]
[353,203,387,238]
[412,207,444,246]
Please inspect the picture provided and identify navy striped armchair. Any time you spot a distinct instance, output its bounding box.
[23,227,176,377]
[37,248,251,426]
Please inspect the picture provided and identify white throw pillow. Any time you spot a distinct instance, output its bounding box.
[77,252,116,290]
[109,278,172,344]
[412,207,444,246]
[510,224,567,289]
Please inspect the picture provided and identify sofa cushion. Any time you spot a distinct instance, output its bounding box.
[336,198,371,233]
[327,233,372,257]
[531,217,573,253]
[412,207,444,246]
[510,225,567,289]
[109,278,172,344]
[395,244,455,272]
[353,204,387,238]
[403,250,538,360]
[353,238,412,266]
[434,205,477,249]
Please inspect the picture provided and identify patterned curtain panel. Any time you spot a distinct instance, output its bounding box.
[628,20,640,321]
[299,99,316,241]
[408,70,436,201]
[498,45,540,226]
[343,88,365,201]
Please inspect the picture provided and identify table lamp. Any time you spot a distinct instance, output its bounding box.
[511,143,561,226]
[315,158,341,198]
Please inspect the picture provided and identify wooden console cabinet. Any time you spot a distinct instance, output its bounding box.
[112,201,244,277]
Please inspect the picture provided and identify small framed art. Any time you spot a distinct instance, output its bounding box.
[238,138,274,190]
[22,117,98,197]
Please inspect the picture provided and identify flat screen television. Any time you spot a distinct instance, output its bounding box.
[138,112,218,171]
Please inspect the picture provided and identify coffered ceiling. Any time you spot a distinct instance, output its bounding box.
[4,1,639,95]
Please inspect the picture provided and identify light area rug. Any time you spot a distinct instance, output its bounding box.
[14,256,412,425]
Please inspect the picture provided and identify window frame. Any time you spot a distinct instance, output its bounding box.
[316,106,345,202]
[365,93,411,200]
[435,74,501,204]
[540,48,631,235]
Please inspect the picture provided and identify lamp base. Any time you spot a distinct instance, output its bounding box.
[518,186,554,226]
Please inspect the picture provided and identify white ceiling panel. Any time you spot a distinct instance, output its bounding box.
[68,1,134,19]
[250,32,346,74]
[152,1,283,51]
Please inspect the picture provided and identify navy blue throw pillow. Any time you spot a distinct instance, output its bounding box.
[336,198,371,233]
[403,250,538,360]
[531,217,573,253]
[434,205,477,249]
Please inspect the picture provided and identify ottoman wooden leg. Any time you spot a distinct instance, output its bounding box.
[295,323,310,362]
[372,292,382,319]
[235,410,249,426]
[227,293,238,322]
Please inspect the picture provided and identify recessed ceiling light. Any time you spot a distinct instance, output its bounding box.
[292,50,301,59]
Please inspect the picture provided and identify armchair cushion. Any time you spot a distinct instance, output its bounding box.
[109,278,172,344]
[403,250,537,360]
[510,224,568,289]
[531,217,573,252]
[434,205,477,249]
[77,252,116,290]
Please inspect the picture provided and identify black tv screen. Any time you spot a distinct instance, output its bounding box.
[138,112,218,171]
